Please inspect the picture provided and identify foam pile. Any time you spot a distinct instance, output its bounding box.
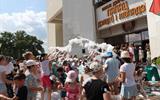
[48,37,114,58]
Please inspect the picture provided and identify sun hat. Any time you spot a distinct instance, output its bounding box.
[121,51,130,58]
[65,70,78,83]
[89,61,102,73]
[25,60,39,67]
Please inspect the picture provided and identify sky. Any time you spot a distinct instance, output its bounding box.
[0,0,47,51]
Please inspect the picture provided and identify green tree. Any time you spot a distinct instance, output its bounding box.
[0,31,44,58]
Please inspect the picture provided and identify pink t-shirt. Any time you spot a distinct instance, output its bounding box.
[65,83,79,100]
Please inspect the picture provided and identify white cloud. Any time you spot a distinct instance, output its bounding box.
[0,10,48,51]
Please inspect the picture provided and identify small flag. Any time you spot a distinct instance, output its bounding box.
[150,0,160,15]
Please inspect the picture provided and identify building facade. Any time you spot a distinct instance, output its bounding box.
[47,0,63,47]
[96,0,148,47]
[47,0,160,58]
[47,0,97,47]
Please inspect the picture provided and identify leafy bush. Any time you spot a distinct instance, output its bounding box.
[156,57,160,65]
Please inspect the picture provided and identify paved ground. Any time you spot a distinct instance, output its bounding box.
[36,92,160,100]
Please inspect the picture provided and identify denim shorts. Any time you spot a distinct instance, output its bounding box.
[0,83,7,93]
[120,85,138,99]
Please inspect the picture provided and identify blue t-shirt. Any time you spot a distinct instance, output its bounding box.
[104,57,120,83]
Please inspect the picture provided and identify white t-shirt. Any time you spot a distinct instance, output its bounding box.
[120,63,136,87]
[5,62,14,74]
[40,60,50,76]
[51,91,61,100]
[0,65,6,83]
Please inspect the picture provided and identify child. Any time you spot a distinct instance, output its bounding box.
[65,70,80,100]
[80,66,92,85]
[57,67,67,86]
[0,73,28,100]
[57,67,67,99]
[0,55,13,96]
[81,61,111,100]
[13,73,28,100]
[25,60,43,100]
[135,67,148,99]
[50,75,61,100]
[40,54,52,100]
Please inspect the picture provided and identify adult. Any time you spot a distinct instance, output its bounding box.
[134,46,139,63]
[139,47,144,63]
[144,62,160,81]
[0,55,13,97]
[23,51,35,61]
[146,48,151,64]
[4,56,14,98]
[81,61,111,100]
[23,52,36,77]
[25,60,43,100]
[128,44,135,62]
[103,52,120,95]
[118,51,138,100]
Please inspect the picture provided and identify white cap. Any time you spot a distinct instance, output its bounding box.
[25,60,38,67]
[121,51,130,58]
[65,70,77,83]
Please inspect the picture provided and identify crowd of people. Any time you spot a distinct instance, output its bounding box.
[113,43,151,64]
[0,43,159,100]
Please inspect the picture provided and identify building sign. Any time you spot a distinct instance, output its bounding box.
[97,0,146,30]
[146,0,160,59]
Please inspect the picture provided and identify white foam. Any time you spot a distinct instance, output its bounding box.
[48,37,114,58]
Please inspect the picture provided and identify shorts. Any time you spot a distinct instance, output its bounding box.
[41,75,52,88]
[0,83,7,93]
[120,85,138,99]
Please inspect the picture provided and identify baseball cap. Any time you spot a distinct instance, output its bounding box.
[102,52,113,57]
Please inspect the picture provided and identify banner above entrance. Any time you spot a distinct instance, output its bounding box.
[96,0,146,30]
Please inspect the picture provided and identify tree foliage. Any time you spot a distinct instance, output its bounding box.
[0,31,44,58]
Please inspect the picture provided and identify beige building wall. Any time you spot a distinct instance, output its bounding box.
[62,0,96,46]
[47,0,97,47]
[47,0,62,21]
[55,23,63,46]
[48,23,56,46]
[47,0,63,47]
